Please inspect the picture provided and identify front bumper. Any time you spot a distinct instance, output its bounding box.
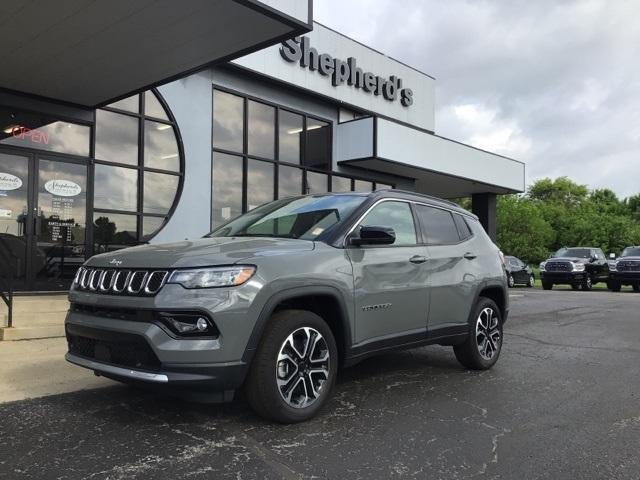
[609,272,640,284]
[540,271,586,284]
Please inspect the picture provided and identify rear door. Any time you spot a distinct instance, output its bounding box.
[415,205,478,335]
[346,200,430,344]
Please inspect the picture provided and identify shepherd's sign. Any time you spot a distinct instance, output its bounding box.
[280,37,414,107]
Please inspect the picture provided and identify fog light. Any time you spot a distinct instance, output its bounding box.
[196,317,208,332]
[157,312,216,337]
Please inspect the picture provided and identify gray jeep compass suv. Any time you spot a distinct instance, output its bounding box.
[65,190,508,423]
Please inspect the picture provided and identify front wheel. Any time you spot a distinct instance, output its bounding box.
[542,280,553,290]
[609,281,622,292]
[507,274,515,288]
[244,309,338,423]
[582,276,593,291]
[527,274,535,288]
[453,297,503,370]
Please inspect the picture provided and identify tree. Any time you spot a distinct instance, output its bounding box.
[528,177,588,207]
[496,195,554,263]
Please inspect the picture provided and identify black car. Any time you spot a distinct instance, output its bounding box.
[505,255,535,288]
[539,247,609,291]
[608,246,640,292]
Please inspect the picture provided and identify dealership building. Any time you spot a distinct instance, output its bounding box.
[0,1,523,338]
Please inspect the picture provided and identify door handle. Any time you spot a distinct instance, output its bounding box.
[463,252,477,260]
[409,255,427,264]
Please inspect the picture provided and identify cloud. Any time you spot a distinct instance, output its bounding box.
[314,0,640,198]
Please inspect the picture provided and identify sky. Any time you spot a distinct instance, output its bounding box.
[314,0,640,198]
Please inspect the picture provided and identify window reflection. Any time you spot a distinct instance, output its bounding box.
[354,179,373,192]
[142,216,165,239]
[95,110,138,165]
[213,90,243,153]
[247,160,274,210]
[376,183,393,190]
[93,213,138,253]
[0,107,90,157]
[145,91,169,120]
[278,165,302,198]
[248,100,275,159]
[144,172,179,214]
[279,110,303,164]
[304,119,331,170]
[305,171,328,194]
[94,164,138,211]
[212,152,243,227]
[331,176,352,192]
[144,120,179,171]
[107,95,139,113]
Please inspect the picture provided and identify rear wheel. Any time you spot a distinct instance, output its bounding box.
[582,276,593,291]
[609,281,622,292]
[244,309,338,423]
[453,297,503,370]
[542,280,553,290]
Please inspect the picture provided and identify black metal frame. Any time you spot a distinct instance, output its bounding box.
[0,235,16,327]
[211,85,393,228]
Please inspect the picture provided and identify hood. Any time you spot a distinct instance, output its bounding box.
[550,257,590,264]
[87,237,315,269]
[617,256,640,262]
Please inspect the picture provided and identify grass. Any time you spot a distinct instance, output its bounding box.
[514,267,636,292]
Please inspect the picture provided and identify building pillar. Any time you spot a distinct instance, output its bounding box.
[472,193,497,242]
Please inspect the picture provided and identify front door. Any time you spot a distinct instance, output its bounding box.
[0,150,87,291]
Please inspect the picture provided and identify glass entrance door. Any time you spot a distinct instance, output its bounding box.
[0,152,30,290]
[0,150,88,291]
[32,157,87,291]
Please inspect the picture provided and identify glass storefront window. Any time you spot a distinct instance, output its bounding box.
[142,216,165,239]
[212,152,243,227]
[278,110,303,164]
[278,165,302,198]
[331,176,352,192]
[95,110,138,165]
[305,171,328,194]
[0,107,90,157]
[354,179,373,192]
[144,91,169,120]
[376,183,393,190]
[93,213,138,254]
[143,172,179,215]
[213,90,243,153]
[247,159,274,210]
[304,119,331,170]
[107,95,139,113]
[248,100,275,159]
[144,120,179,171]
[94,164,138,211]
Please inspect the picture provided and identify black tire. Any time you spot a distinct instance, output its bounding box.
[453,297,503,370]
[610,281,622,292]
[244,309,338,423]
[633,283,640,293]
[527,274,535,288]
[542,280,553,290]
[507,274,515,288]
[582,276,593,291]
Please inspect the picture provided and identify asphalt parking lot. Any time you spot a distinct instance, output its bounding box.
[1,288,639,480]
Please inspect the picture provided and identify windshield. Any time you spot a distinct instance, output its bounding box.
[207,194,366,240]
[621,247,640,257]
[553,248,591,258]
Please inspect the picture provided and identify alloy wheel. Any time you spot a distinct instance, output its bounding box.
[476,307,501,360]
[276,327,330,409]
[508,275,515,288]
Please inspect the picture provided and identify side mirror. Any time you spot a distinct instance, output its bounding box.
[350,225,396,246]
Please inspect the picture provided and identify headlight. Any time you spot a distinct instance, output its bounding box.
[168,266,255,289]
[571,263,585,272]
[539,262,546,272]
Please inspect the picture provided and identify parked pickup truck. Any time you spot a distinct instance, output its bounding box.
[608,246,640,292]
[539,247,609,291]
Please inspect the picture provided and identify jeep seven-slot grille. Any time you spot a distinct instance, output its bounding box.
[545,261,572,272]
[74,267,169,296]
[617,260,640,272]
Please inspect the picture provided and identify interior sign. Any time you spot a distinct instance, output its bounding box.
[280,37,414,107]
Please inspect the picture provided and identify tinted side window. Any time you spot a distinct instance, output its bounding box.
[359,201,417,245]
[453,213,472,240]
[416,205,460,245]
